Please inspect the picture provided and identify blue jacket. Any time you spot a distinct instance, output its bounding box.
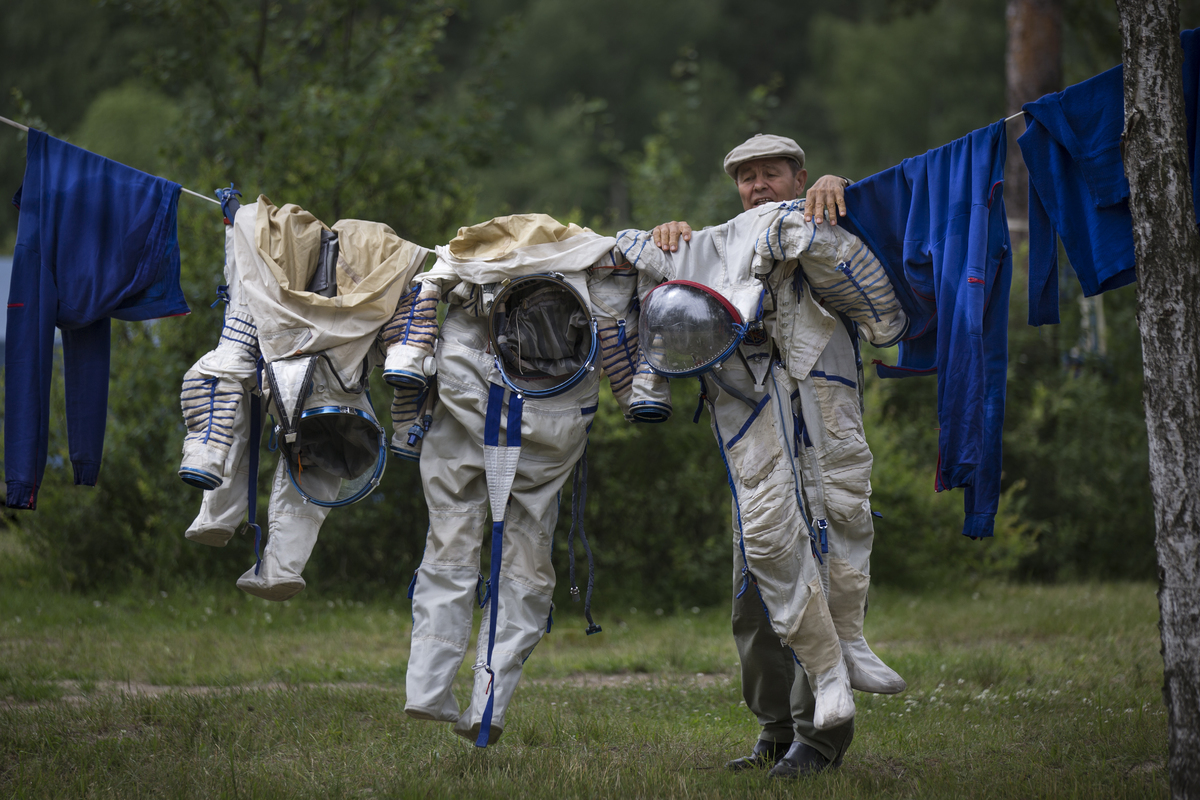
[841,120,1013,539]
[1019,28,1200,325]
[5,129,188,509]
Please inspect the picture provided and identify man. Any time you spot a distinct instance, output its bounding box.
[638,134,907,778]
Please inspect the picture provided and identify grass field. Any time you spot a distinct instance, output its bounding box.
[0,581,1167,799]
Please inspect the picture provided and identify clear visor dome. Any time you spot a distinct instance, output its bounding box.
[639,282,743,377]
[284,407,386,507]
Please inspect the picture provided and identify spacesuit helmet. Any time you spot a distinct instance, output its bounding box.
[638,280,746,377]
[487,273,598,398]
[264,356,388,507]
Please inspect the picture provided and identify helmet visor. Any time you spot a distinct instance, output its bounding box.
[639,280,744,377]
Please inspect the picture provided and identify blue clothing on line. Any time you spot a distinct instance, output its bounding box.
[1019,28,1200,326]
[5,129,188,510]
[839,120,1013,540]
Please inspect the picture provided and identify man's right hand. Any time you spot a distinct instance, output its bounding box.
[651,221,693,252]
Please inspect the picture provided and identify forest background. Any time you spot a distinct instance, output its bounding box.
[0,0,1189,610]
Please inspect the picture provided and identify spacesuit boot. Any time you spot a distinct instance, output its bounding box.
[185,479,245,547]
[840,636,905,695]
[829,568,906,695]
[183,389,260,547]
[787,578,856,731]
[809,657,856,731]
[236,460,334,601]
[452,545,554,745]
[404,525,486,724]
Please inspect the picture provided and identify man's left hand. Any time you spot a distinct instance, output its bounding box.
[805,175,850,226]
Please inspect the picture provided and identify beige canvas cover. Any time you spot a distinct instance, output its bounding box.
[242,197,431,384]
[426,213,616,298]
[446,213,589,260]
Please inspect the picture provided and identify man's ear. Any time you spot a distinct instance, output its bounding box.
[795,168,809,198]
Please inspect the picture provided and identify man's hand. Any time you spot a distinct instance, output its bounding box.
[804,175,850,226]
[651,221,693,252]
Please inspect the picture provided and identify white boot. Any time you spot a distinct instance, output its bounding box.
[185,453,250,547]
[841,636,907,694]
[236,544,308,601]
[810,657,856,730]
[236,461,330,601]
[185,518,238,548]
[405,562,477,724]
[453,569,553,745]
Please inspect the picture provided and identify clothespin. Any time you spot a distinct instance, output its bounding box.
[215,184,243,225]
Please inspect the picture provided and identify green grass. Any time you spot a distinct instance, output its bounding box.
[0,582,1167,798]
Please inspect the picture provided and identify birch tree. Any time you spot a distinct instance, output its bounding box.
[1114,0,1200,795]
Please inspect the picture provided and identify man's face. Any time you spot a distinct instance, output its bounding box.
[735,157,808,210]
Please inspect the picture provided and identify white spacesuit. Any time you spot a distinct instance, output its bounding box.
[755,200,911,695]
[400,214,657,747]
[616,198,908,731]
[178,196,428,600]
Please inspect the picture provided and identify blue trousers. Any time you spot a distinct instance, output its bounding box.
[5,129,187,509]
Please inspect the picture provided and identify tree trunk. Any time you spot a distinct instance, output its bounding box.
[1114,1,1200,796]
[1005,0,1063,249]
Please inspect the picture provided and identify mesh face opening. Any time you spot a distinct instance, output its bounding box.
[292,413,380,479]
[491,280,593,393]
[640,282,742,376]
[283,409,386,507]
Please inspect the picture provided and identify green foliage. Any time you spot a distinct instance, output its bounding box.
[573,381,732,611]
[1003,277,1155,581]
[472,95,619,225]
[858,264,1156,585]
[0,0,156,247]
[4,0,499,592]
[862,374,1040,588]
[0,0,1168,599]
[462,0,859,227]
[129,0,497,240]
[809,0,1007,177]
[622,51,774,231]
[72,82,181,175]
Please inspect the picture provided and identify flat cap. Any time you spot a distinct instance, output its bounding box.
[723,134,805,179]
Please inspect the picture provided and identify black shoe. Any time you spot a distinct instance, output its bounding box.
[725,739,792,771]
[766,741,842,779]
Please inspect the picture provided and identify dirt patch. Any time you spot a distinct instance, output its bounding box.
[1126,759,1164,776]
[532,672,734,689]
[1,680,403,710]
[859,754,909,779]
[2,672,724,709]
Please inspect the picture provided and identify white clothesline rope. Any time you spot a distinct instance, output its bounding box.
[180,187,220,205]
[0,114,221,206]
[4,109,1029,207]
[0,114,30,132]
